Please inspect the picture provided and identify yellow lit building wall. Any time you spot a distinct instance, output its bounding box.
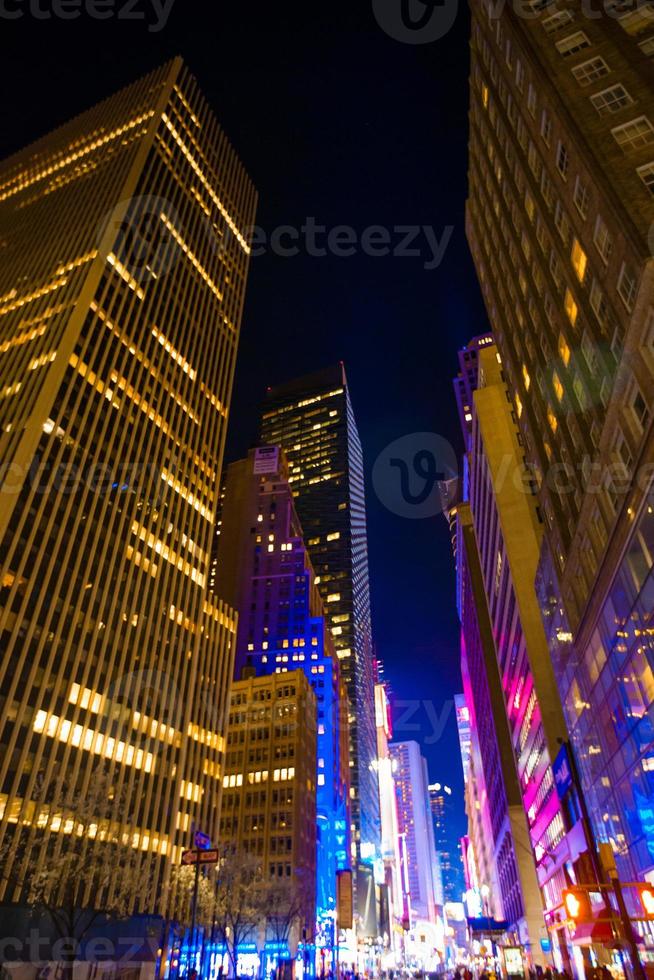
[0,58,256,911]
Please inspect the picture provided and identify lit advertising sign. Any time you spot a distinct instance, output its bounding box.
[552,743,573,800]
[337,870,353,930]
[503,947,524,976]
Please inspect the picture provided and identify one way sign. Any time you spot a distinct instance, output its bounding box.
[181,848,219,866]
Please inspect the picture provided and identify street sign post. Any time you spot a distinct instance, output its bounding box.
[183,845,220,974]
[182,848,219,866]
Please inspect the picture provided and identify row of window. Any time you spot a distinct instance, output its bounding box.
[486,2,654,195]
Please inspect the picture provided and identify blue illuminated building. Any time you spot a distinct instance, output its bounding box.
[538,485,654,884]
[214,446,351,935]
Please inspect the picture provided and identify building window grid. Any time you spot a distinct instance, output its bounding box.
[472,68,616,482]
[618,262,639,310]
[636,161,654,194]
[612,116,654,151]
[590,84,634,116]
[572,57,610,86]
[556,32,591,58]
[542,10,574,34]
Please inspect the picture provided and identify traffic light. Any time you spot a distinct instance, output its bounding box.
[563,887,593,924]
[638,884,654,919]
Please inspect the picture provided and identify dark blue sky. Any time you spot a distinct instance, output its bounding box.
[0,0,489,863]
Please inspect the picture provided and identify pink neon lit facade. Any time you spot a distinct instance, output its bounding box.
[462,341,583,968]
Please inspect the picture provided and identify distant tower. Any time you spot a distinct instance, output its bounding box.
[389,741,441,926]
[260,366,380,863]
[427,783,455,904]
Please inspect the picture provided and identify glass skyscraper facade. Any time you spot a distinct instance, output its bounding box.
[260,365,379,862]
[0,58,256,909]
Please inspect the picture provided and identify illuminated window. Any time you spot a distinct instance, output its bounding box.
[571,239,587,282]
[553,372,564,401]
[559,334,571,366]
[482,84,489,109]
[564,289,578,326]
[547,406,559,433]
[522,365,531,390]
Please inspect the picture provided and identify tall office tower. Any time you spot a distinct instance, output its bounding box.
[427,783,455,905]
[457,501,546,964]
[220,670,317,956]
[213,446,350,939]
[260,366,379,864]
[466,4,654,884]
[461,340,584,968]
[0,58,256,912]
[388,741,441,928]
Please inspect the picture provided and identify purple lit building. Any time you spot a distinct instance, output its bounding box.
[213,446,351,934]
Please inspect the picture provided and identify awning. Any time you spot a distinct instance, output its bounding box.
[467,917,510,938]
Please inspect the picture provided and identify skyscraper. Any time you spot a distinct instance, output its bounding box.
[456,501,546,961]
[456,338,584,968]
[374,682,405,953]
[219,668,318,959]
[389,741,441,929]
[0,58,256,910]
[260,366,379,862]
[213,445,350,938]
[466,4,654,887]
[427,783,457,905]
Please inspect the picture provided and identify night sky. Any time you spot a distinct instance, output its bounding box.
[0,0,489,867]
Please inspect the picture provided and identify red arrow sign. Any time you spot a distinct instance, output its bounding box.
[181,848,219,866]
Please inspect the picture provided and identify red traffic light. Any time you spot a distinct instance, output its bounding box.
[638,884,654,919]
[563,887,592,924]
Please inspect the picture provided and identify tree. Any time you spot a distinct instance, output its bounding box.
[264,873,312,951]
[167,866,216,932]
[164,865,217,978]
[211,844,268,979]
[0,767,155,979]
